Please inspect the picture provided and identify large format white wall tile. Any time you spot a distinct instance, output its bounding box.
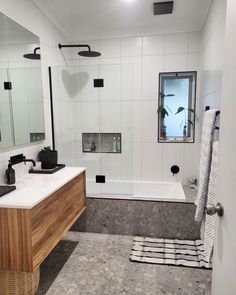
[99,64,120,100]
[188,53,201,71]
[164,53,188,72]
[141,143,163,181]
[81,101,100,132]
[143,35,165,56]
[121,56,142,100]
[121,101,133,142]
[183,143,199,184]
[142,55,164,98]
[141,100,158,143]
[79,65,99,101]
[121,142,133,180]
[121,63,133,100]
[133,142,142,180]
[82,153,100,179]
[100,101,121,132]
[132,101,142,142]
[73,102,82,142]
[121,37,142,57]
[100,39,121,58]
[165,33,188,54]
[100,153,122,180]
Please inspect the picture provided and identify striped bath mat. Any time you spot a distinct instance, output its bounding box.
[130,237,212,269]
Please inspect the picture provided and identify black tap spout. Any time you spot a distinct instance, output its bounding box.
[24,159,36,167]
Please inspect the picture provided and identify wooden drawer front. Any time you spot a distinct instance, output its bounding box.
[30,172,86,270]
[0,208,32,272]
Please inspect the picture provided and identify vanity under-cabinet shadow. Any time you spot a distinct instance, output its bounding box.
[36,240,78,295]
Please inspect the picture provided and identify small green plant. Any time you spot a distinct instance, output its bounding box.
[175,107,195,127]
[157,92,175,119]
[41,146,52,152]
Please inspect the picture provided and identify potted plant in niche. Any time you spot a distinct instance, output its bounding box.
[38,146,58,169]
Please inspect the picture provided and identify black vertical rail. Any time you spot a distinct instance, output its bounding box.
[48,67,55,150]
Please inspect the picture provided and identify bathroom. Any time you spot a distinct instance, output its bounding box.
[0,0,235,294]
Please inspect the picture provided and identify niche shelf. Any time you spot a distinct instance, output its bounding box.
[82,133,122,154]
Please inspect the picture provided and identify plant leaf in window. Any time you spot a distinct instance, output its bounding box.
[157,105,169,119]
[188,120,193,125]
[175,107,185,114]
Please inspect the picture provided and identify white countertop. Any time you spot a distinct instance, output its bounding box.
[0,167,86,209]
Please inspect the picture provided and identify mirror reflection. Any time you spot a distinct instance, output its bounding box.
[0,12,45,148]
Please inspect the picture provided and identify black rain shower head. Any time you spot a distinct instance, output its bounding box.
[78,50,101,57]
[23,47,40,60]
[58,43,101,57]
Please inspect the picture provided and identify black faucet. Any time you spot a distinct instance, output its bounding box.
[5,154,36,185]
[9,154,36,167]
[23,159,36,167]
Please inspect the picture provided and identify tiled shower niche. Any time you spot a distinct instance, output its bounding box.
[82,133,122,153]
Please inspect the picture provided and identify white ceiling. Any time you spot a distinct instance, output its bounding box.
[34,0,212,41]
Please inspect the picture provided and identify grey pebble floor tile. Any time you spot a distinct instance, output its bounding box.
[40,232,211,295]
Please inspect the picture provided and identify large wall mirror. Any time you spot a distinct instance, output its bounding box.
[0,12,45,149]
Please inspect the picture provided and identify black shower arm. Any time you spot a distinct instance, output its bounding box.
[34,47,40,54]
[58,43,91,51]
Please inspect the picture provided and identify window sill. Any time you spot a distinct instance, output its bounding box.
[159,137,194,143]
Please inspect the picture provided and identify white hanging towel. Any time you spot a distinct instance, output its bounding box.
[195,110,219,222]
[201,141,219,262]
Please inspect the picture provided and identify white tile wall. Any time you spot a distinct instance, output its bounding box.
[100,39,121,58]
[162,144,185,182]
[141,100,158,143]
[164,53,188,72]
[200,0,226,110]
[143,35,165,56]
[141,143,163,181]
[81,101,100,132]
[100,101,121,132]
[165,33,188,54]
[121,37,142,57]
[68,31,201,187]
[142,55,164,98]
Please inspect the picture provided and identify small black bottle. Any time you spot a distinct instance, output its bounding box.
[5,164,15,185]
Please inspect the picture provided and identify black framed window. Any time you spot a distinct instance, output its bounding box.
[158,71,197,143]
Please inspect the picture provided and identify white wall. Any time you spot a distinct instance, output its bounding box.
[0,0,69,181]
[200,0,227,111]
[63,32,201,187]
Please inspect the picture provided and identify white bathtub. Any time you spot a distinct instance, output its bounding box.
[87,180,186,202]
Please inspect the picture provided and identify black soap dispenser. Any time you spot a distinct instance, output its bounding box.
[5,163,15,185]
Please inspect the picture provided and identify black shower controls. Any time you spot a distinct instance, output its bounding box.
[171,165,180,175]
[94,79,104,87]
[4,82,12,90]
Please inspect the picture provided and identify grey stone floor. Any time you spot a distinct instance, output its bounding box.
[42,232,212,295]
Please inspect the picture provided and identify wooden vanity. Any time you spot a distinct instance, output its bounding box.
[0,168,86,273]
